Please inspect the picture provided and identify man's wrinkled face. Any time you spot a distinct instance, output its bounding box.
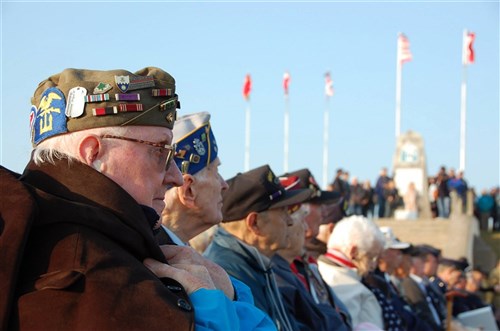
[100,126,183,214]
[192,158,228,225]
[304,203,322,239]
[259,207,293,252]
[286,210,308,256]
[380,248,403,274]
[424,254,439,277]
[356,242,383,276]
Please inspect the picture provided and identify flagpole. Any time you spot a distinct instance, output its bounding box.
[322,97,330,189]
[395,35,402,139]
[245,102,251,171]
[284,95,290,173]
[460,29,468,172]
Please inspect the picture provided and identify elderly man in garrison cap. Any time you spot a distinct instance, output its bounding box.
[203,165,313,331]
[159,111,276,330]
[0,67,243,330]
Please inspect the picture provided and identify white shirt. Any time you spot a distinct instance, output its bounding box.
[318,256,384,329]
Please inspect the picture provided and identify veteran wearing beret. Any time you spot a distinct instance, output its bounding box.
[158,111,276,330]
[0,67,240,330]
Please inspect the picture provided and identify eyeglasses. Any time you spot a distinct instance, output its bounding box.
[101,134,176,171]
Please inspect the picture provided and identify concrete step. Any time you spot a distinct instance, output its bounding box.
[374,216,497,271]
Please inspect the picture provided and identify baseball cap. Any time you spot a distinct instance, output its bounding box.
[280,168,340,203]
[222,165,312,222]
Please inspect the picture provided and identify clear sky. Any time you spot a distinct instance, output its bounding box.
[1,1,499,193]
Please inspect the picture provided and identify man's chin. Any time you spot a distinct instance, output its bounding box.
[152,200,165,215]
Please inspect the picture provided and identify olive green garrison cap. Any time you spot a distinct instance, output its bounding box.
[30,66,180,145]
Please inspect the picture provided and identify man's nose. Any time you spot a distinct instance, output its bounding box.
[164,163,184,187]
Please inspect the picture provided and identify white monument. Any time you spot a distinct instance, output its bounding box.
[392,131,431,219]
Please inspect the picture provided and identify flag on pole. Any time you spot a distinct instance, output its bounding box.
[324,72,334,97]
[243,74,252,100]
[397,33,413,64]
[462,31,475,65]
[283,71,290,96]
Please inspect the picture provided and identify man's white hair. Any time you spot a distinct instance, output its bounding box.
[327,215,385,255]
[32,126,131,165]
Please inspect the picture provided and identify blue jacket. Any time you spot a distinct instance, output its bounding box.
[157,227,276,331]
[271,254,350,331]
[191,278,276,331]
[204,227,295,331]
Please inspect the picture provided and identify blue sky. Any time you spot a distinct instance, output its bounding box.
[1,1,499,193]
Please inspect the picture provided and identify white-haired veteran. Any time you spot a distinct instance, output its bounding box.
[157,111,276,330]
[0,67,270,330]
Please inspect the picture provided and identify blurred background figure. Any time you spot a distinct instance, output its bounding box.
[403,182,419,220]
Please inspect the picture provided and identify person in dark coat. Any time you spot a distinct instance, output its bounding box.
[400,246,444,331]
[0,67,249,330]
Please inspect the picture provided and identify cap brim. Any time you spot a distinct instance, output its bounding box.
[310,190,341,203]
[270,188,312,209]
[388,242,411,250]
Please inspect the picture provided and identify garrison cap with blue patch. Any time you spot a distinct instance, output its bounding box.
[30,67,180,146]
[173,112,218,175]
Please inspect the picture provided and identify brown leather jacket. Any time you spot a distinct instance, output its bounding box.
[0,160,194,330]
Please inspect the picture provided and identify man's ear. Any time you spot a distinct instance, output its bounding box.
[245,212,261,235]
[78,135,101,167]
[178,174,196,208]
[349,245,359,261]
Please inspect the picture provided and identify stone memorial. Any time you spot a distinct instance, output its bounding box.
[392,131,431,219]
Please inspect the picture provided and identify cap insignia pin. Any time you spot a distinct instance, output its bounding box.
[93,82,112,94]
[115,75,130,93]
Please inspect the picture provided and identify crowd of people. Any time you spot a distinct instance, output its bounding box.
[1,66,499,331]
[327,165,500,231]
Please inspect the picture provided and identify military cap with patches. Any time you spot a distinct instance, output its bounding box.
[173,112,218,175]
[222,165,312,222]
[281,168,340,203]
[30,67,180,146]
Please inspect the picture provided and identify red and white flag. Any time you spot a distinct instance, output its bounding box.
[324,72,334,97]
[462,31,475,65]
[397,33,413,65]
[283,71,290,96]
[242,74,252,100]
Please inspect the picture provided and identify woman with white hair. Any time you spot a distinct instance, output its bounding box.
[318,215,386,329]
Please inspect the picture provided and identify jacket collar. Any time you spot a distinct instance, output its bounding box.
[20,158,166,262]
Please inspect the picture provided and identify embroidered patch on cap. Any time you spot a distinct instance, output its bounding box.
[175,123,218,175]
[33,87,68,145]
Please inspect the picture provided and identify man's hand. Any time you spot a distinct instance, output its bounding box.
[159,245,235,300]
[144,258,215,295]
